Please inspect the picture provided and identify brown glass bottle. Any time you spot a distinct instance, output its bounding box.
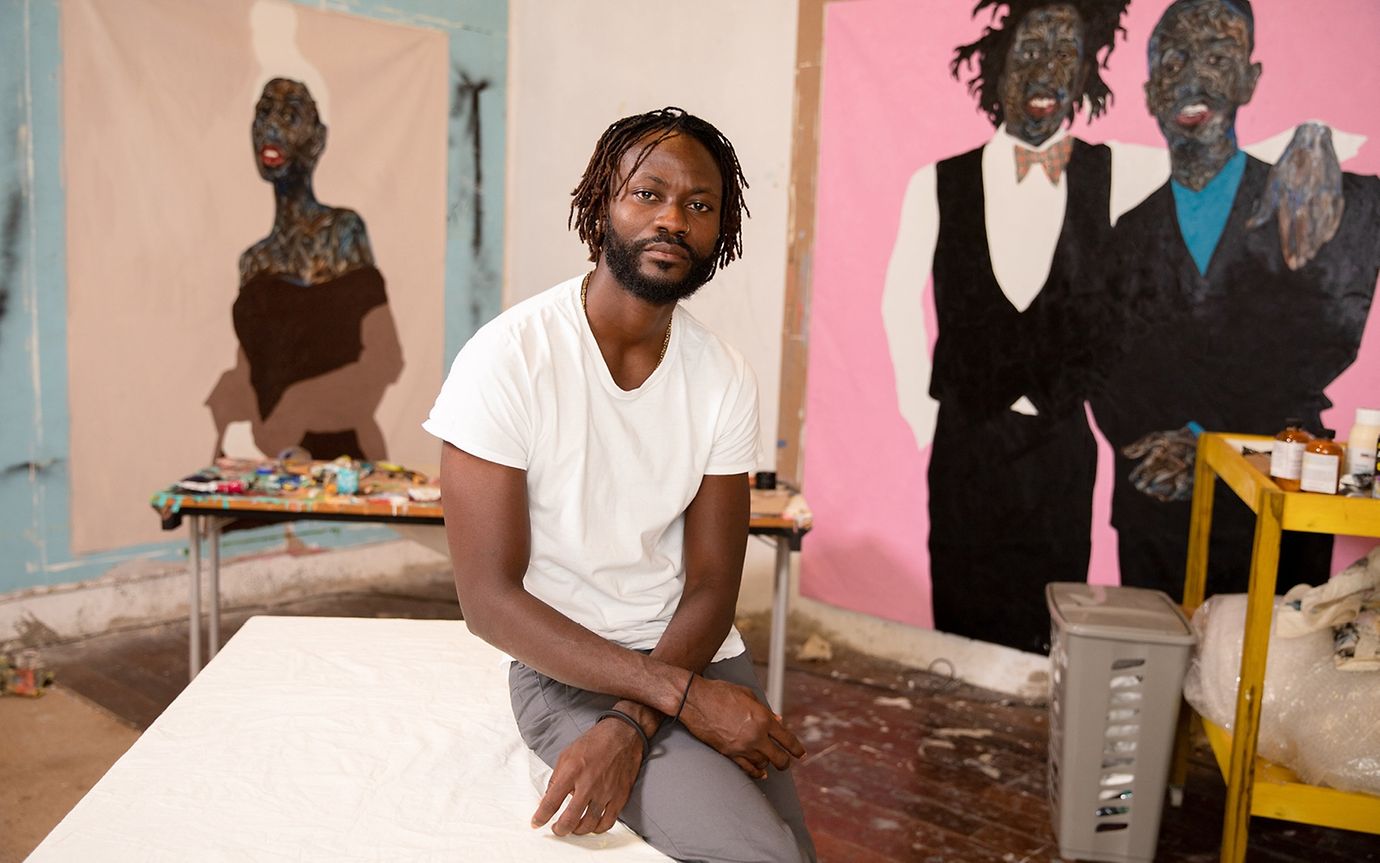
[1270,419,1311,492]
[1301,428,1344,495]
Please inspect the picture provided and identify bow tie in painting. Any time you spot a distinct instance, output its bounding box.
[1014,137,1074,184]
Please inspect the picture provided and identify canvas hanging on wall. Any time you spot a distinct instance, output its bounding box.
[63,0,449,553]
[802,0,1380,653]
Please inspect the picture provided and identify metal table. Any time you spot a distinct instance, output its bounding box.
[152,474,812,710]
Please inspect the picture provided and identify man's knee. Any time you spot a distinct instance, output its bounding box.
[627,804,804,863]
[754,818,810,863]
[623,730,809,862]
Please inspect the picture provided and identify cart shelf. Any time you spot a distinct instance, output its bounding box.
[1179,432,1380,862]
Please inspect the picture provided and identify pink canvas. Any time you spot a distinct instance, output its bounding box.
[804,0,1380,628]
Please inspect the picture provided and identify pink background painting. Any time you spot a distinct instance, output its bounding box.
[802,0,1380,630]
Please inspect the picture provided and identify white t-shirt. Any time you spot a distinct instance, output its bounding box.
[423,275,759,662]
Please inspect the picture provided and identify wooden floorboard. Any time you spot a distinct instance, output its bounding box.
[31,581,1380,862]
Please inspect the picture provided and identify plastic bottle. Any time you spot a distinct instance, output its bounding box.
[1301,429,1343,494]
[335,459,360,495]
[9,647,49,697]
[1373,434,1380,499]
[1270,419,1311,492]
[1346,407,1380,483]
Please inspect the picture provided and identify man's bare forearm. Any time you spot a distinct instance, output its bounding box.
[611,580,737,736]
[613,472,750,736]
[460,576,689,718]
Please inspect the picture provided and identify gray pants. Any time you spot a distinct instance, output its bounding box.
[509,650,816,863]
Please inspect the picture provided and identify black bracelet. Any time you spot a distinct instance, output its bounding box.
[667,670,694,727]
[596,709,650,762]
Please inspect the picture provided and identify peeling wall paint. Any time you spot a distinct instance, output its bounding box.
[1,0,64,591]
[0,189,21,331]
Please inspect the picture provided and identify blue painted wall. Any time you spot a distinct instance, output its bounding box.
[0,0,507,594]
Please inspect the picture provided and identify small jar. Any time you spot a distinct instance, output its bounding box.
[1301,429,1343,495]
[1270,419,1311,492]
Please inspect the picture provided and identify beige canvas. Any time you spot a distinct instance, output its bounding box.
[63,0,447,553]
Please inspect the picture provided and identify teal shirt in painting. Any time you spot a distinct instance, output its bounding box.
[1171,149,1247,275]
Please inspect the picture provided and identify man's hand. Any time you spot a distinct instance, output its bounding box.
[1124,427,1197,502]
[1249,122,1345,271]
[531,717,644,837]
[677,676,804,778]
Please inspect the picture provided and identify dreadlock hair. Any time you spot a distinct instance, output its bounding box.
[568,107,750,274]
[951,0,1132,128]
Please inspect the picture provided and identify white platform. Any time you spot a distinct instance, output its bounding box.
[27,616,670,861]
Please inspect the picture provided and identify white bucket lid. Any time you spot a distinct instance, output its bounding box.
[1046,583,1196,645]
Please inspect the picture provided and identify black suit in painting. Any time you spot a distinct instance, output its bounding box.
[928,140,1115,654]
[1094,157,1380,598]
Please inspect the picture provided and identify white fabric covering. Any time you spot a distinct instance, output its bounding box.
[29,616,671,861]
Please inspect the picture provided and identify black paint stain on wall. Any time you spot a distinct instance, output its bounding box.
[0,188,21,332]
[453,69,490,254]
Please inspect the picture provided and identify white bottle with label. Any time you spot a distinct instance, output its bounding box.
[1346,407,1380,481]
[1301,429,1344,494]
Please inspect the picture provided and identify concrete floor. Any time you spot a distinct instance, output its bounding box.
[1,687,139,862]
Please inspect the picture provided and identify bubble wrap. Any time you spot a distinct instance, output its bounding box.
[1183,593,1380,795]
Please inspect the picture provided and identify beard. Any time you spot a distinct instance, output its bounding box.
[601,224,717,306]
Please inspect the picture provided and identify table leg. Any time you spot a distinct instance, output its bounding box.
[188,515,202,681]
[208,518,222,660]
[767,537,791,712]
[1220,489,1284,863]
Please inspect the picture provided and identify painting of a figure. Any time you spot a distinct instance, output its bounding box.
[804,0,1380,651]
[62,0,448,552]
[1092,0,1380,601]
[883,0,1130,654]
[207,79,404,462]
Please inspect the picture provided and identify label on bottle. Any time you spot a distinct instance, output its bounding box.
[1301,451,1340,494]
[1347,442,1377,477]
[1270,441,1306,480]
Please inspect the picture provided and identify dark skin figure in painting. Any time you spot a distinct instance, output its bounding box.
[206,78,403,462]
[1144,0,1344,260]
[1000,4,1090,148]
[1122,0,1347,499]
[1144,0,1260,192]
[440,132,804,837]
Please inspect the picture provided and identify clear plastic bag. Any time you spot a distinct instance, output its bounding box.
[1183,593,1380,795]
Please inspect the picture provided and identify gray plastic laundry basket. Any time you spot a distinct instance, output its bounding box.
[1046,583,1196,863]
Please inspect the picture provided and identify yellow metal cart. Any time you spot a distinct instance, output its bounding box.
[1178,431,1380,863]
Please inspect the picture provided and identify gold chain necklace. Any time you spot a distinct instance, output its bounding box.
[581,273,673,369]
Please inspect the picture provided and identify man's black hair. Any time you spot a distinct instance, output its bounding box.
[951,0,1132,127]
[569,107,750,275]
[1150,0,1255,56]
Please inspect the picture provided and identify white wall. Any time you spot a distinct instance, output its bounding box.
[504,0,799,474]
